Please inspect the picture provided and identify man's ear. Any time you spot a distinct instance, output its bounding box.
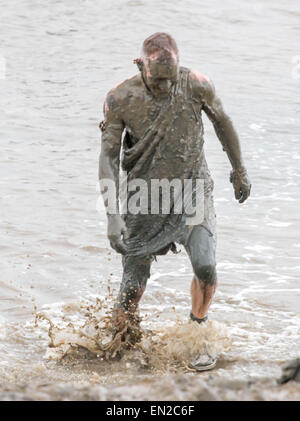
[133,57,144,72]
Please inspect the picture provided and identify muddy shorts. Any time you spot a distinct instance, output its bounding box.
[118,222,217,309]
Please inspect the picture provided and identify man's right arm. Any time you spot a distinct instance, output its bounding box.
[99,92,127,254]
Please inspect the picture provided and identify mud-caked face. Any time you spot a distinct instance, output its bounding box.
[143,56,179,98]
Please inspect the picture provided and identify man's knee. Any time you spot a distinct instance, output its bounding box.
[193,263,217,285]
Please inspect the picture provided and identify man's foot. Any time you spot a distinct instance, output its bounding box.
[189,353,217,372]
[110,307,142,347]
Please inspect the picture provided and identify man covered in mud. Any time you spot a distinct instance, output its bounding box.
[99,32,251,371]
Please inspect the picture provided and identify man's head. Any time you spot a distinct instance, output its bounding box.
[140,32,179,98]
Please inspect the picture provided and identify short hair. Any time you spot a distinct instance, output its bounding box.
[142,32,179,61]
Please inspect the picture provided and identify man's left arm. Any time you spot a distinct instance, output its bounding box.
[190,71,251,203]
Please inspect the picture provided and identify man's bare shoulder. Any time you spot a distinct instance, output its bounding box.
[188,69,215,102]
[104,74,143,110]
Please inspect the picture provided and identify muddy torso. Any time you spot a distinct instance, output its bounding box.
[118,67,208,181]
[120,69,203,140]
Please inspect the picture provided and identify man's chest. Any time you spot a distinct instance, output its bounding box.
[121,93,167,139]
[120,89,203,141]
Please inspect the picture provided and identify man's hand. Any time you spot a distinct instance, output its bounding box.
[230,167,251,204]
[107,214,128,254]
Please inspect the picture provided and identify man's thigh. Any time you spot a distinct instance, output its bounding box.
[184,225,217,284]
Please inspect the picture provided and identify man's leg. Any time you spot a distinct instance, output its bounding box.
[112,255,152,332]
[184,225,217,370]
[184,225,217,321]
[117,255,152,312]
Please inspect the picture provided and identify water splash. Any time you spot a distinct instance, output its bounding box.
[36,297,232,372]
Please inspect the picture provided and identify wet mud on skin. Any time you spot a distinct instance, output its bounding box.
[99,34,250,345]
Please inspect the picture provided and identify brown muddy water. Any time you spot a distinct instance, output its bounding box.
[0,0,300,400]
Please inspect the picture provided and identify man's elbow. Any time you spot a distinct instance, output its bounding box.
[213,112,233,131]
